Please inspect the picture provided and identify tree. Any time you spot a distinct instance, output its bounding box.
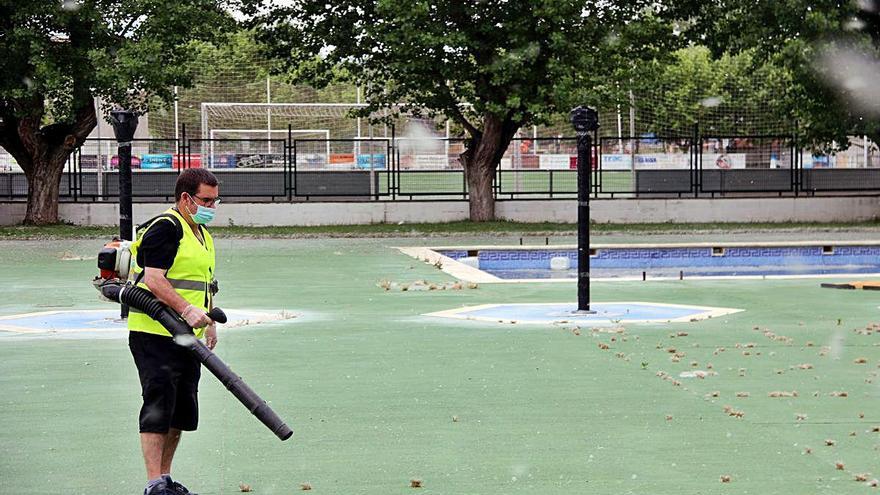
[147,29,358,140]
[0,0,236,224]
[252,0,681,221]
[631,46,794,136]
[673,0,880,148]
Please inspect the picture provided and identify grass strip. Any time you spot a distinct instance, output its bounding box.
[3,220,880,240]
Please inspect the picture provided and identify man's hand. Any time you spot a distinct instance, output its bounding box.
[181,304,212,329]
[205,322,218,350]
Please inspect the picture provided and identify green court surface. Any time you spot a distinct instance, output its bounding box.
[378,171,634,196]
[1,236,879,494]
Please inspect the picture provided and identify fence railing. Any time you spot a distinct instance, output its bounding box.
[2,129,880,201]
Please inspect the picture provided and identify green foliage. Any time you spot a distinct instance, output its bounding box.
[147,30,359,139]
[0,0,237,122]
[633,46,795,136]
[253,0,689,220]
[0,0,240,224]
[677,0,880,147]
[253,0,682,136]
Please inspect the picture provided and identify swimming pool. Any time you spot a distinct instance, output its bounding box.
[421,241,880,281]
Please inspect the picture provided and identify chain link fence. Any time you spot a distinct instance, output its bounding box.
[3,130,880,201]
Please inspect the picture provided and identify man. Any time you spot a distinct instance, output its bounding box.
[128,168,220,495]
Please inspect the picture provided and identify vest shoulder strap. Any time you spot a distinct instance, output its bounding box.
[130,212,184,286]
[135,212,183,241]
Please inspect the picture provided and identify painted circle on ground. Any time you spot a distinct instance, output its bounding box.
[0,309,297,339]
[425,302,743,325]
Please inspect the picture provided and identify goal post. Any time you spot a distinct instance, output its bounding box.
[208,128,332,160]
[209,128,330,140]
[201,102,376,141]
[200,101,453,171]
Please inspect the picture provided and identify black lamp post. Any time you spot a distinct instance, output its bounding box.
[109,110,138,242]
[110,109,138,320]
[570,106,599,313]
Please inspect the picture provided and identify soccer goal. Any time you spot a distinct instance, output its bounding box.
[209,128,331,157]
[209,128,330,140]
[201,102,381,141]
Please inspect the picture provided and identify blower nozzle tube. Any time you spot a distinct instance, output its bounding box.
[101,282,293,441]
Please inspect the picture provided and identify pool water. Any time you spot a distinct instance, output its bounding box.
[485,265,880,279]
[439,244,880,279]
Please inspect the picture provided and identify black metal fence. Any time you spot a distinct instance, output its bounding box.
[2,127,879,201]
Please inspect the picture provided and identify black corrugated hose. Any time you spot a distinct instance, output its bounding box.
[101,281,293,441]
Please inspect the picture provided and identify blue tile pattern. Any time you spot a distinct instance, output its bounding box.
[440,250,468,260]
[436,245,880,279]
[476,249,576,269]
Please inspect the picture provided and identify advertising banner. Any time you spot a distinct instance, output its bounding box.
[539,154,576,170]
[600,153,746,170]
[633,153,691,169]
[600,154,633,170]
[703,153,746,169]
[412,155,448,169]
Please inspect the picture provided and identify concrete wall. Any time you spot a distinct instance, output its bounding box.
[2,197,878,227]
[499,197,880,224]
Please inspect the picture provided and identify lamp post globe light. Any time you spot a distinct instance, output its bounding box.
[570,105,599,136]
[110,109,139,144]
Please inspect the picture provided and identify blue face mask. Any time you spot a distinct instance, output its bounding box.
[188,196,217,225]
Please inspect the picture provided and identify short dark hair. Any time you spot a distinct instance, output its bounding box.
[175,168,218,201]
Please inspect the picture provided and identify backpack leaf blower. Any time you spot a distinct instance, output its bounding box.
[99,279,293,441]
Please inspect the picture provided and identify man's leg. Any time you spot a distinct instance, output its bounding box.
[161,353,200,478]
[160,428,183,474]
[131,332,179,481]
[140,432,166,480]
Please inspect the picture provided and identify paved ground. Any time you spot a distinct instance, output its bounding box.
[1,235,879,494]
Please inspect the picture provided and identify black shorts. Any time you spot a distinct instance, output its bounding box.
[129,331,202,433]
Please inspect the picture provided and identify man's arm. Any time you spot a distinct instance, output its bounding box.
[143,267,193,314]
[144,267,212,329]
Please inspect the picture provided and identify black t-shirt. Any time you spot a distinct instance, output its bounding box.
[137,219,183,270]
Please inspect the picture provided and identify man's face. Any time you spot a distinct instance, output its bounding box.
[187,184,220,210]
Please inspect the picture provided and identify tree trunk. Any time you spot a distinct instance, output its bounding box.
[460,114,520,222]
[1,96,96,225]
[23,158,67,224]
[464,153,496,222]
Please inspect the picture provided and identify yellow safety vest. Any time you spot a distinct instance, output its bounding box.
[128,208,216,339]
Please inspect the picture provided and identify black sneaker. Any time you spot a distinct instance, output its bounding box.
[162,475,197,495]
[143,478,168,495]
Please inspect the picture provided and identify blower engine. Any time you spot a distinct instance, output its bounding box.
[93,238,134,301]
[96,238,132,281]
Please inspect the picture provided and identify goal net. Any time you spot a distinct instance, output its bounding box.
[201,103,395,142]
